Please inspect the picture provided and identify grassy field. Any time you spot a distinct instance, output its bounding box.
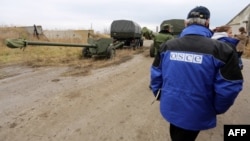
[0,40,148,67]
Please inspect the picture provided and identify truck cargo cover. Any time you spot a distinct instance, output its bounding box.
[111,20,141,34]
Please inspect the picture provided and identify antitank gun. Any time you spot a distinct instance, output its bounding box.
[5,38,124,59]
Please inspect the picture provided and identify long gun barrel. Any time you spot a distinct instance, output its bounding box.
[26,41,97,48]
[5,38,97,48]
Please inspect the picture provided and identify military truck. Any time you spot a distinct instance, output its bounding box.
[150,19,185,57]
[110,20,143,49]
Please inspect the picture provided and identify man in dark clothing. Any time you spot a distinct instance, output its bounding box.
[150,6,243,141]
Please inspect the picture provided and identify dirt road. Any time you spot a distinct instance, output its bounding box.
[0,40,249,141]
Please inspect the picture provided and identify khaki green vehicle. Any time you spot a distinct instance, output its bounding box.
[150,19,185,57]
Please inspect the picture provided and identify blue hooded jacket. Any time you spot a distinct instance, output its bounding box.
[150,25,243,130]
[211,32,239,51]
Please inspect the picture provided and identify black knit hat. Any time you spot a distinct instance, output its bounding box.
[187,6,210,19]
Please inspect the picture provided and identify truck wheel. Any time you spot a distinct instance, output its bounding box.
[137,39,140,48]
[107,47,115,59]
[133,39,140,50]
[140,39,144,47]
[149,43,155,57]
[82,48,91,58]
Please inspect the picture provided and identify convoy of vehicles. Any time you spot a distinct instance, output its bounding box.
[5,19,186,59]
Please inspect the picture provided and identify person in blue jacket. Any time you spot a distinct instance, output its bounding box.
[211,25,242,69]
[150,6,243,141]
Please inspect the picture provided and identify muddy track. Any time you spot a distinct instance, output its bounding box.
[0,40,250,141]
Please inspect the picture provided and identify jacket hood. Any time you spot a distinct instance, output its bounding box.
[180,24,213,38]
[212,32,239,46]
[211,32,228,40]
[219,37,239,46]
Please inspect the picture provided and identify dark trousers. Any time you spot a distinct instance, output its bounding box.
[170,124,200,141]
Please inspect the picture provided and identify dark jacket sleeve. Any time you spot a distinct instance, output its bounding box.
[150,48,163,96]
[214,44,243,114]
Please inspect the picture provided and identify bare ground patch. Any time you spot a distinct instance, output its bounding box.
[54,48,145,77]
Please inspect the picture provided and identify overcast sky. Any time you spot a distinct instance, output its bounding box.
[0,0,249,32]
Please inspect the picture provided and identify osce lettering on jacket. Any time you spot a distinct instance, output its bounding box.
[170,52,203,64]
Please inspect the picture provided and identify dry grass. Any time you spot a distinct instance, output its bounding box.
[0,26,150,77]
[1,37,147,77]
[1,44,145,65]
[0,46,83,66]
[1,44,148,78]
[0,26,113,67]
